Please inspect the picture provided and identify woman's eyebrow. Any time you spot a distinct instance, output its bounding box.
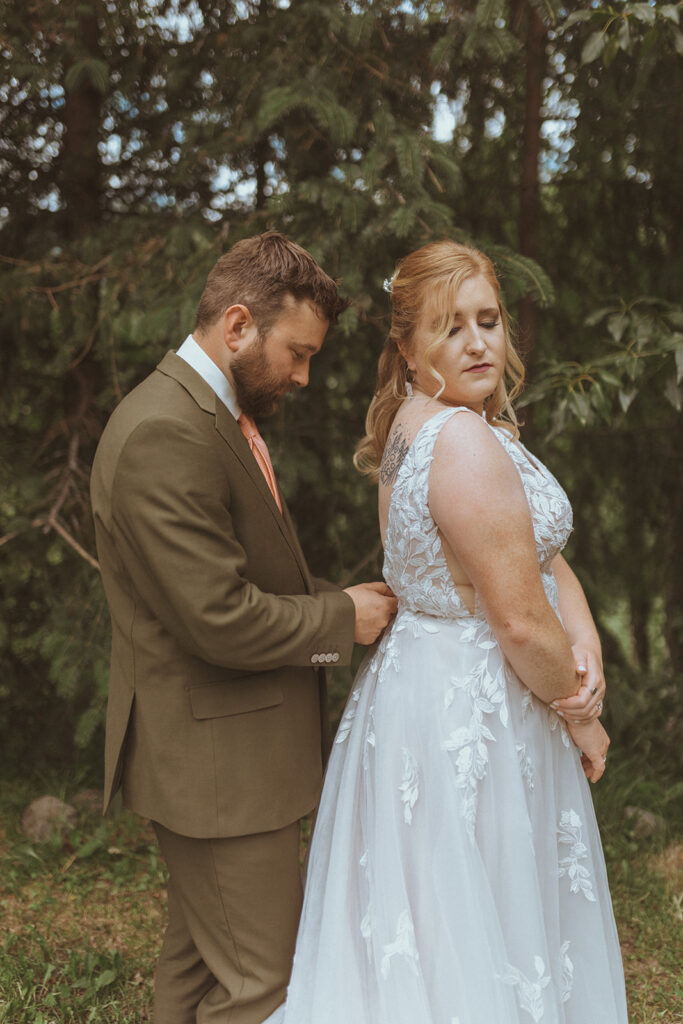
[450,306,499,318]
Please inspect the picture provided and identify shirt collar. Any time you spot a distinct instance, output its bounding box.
[176,334,241,420]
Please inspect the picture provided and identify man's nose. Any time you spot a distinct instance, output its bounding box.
[291,365,309,387]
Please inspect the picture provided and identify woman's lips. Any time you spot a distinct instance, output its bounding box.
[465,363,492,373]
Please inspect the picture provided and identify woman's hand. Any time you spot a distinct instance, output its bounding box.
[566,718,610,783]
[550,646,606,724]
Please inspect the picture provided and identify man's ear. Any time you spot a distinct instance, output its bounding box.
[222,304,255,353]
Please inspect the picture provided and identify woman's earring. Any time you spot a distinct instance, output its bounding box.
[405,367,414,398]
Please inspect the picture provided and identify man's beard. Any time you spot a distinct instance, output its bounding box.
[231,336,294,418]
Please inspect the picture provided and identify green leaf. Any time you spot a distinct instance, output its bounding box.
[618,17,632,50]
[561,10,595,30]
[527,0,562,25]
[581,30,607,64]
[589,380,612,420]
[585,306,619,327]
[659,5,680,25]
[570,390,592,424]
[629,3,657,26]
[619,388,637,413]
[75,837,104,860]
[663,377,682,412]
[431,34,455,68]
[604,35,620,66]
[428,149,464,193]
[634,315,654,350]
[675,342,683,384]
[598,369,623,388]
[625,356,644,381]
[488,249,556,307]
[308,96,356,148]
[387,204,417,238]
[392,133,425,183]
[476,0,505,26]
[64,58,109,94]
[608,312,629,342]
[94,968,117,990]
[346,9,376,47]
[548,397,568,440]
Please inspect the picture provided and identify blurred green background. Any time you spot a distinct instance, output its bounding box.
[1,0,681,802]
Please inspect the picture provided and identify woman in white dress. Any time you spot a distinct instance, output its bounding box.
[265,240,628,1024]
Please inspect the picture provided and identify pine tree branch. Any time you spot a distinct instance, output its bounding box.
[37,516,100,572]
[339,539,383,587]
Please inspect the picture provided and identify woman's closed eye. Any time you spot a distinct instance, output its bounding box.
[448,319,499,336]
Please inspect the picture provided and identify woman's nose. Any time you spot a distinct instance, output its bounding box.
[466,328,486,354]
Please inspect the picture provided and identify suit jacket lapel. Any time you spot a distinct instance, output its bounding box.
[156,352,311,586]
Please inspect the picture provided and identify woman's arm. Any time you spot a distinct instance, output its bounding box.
[551,554,606,723]
[429,414,582,704]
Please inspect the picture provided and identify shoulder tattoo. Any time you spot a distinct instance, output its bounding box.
[380,427,410,486]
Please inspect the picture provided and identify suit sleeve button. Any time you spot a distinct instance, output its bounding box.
[311,654,319,664]
[332,652,340,663]
[325,653,333,663]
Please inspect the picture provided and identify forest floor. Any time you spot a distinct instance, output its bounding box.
[0,755,680,1023]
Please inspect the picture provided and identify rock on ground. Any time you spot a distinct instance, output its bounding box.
[21,795,78,843]
[624,805,666,840]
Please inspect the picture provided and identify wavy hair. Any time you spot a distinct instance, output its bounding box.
[354,240,525,480]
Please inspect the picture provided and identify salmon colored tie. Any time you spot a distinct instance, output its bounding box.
[238,413,283,513]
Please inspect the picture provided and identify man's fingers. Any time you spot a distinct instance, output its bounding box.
[365,581,395,596]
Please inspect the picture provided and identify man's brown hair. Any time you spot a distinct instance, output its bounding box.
[194,231,349,334]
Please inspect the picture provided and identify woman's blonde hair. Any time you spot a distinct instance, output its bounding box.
[354,240,525,480]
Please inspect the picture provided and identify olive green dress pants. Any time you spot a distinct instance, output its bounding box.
[152,819,302,1024]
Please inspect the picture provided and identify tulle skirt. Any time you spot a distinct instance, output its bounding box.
[265,607,628,1024]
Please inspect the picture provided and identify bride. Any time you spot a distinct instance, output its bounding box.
[265,240,628,1023]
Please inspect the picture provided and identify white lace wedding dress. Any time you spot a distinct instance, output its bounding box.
[265,407,628,1024]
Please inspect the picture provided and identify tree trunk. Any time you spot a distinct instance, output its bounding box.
[518,4,545,434]
[663,436,683,673]
[61,6,102,237]
[60,4,103,441]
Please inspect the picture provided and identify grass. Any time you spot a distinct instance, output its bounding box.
[0,757,680,1023]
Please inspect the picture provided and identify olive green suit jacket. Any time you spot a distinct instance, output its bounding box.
[90,352,356,838]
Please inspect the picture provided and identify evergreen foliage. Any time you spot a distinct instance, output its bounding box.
[0,0,680,779]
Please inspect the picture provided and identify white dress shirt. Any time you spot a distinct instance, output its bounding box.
[177,334,241,420]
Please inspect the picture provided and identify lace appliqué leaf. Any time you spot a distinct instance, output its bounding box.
[516,742,535,791]
[380,909,420,980]
[548,708,572,748]
[558,940,574,1003]
[558,809,596,901]
[443,658,508,839]
[521,687,535,720]
[335,686,361,744]
[399,747,419,824]
[501,955,551,1022]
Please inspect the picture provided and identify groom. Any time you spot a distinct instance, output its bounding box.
[90,231,396,1024]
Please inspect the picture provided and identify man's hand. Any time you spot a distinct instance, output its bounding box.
[343,582,397,645]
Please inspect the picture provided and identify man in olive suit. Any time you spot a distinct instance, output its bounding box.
[90,231,396,1024]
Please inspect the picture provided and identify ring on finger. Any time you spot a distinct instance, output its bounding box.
[597,701,603,713]
[590,686,598,695]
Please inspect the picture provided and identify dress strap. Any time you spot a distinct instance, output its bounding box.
[396,406,477,501]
